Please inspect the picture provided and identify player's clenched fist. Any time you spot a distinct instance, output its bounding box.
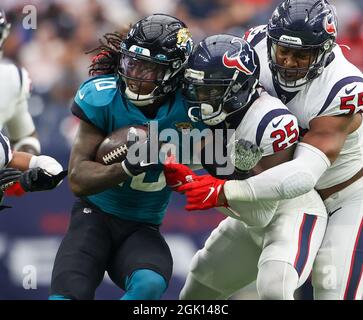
[19,168,68,192]
[178,175,228,211]
[163,156,196,192]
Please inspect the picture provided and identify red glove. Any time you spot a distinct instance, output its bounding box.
[178,175,228,211]
[4,181,26,197]
[163,156,197,192]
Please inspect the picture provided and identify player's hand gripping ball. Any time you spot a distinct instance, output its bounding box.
[95,125,149,165]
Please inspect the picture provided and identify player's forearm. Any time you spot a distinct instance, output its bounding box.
[69,161,129,196]
[223,143,330,202]
[8,151,32,171]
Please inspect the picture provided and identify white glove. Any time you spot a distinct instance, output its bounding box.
[29,155,63,175]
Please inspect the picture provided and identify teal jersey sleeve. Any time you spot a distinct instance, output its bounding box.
[72,76,119,132]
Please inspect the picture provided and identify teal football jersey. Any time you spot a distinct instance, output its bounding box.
[72,75,205,224]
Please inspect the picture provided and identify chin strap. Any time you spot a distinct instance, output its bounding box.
[124,87,155,106]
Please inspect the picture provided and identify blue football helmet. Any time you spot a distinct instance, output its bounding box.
[120,14,193,106]
[184,34,260,126]
[267,0,338,88]
[0,10,10,54]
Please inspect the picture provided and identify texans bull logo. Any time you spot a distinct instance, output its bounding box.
[222,38,257,75]
[324,15,337,36]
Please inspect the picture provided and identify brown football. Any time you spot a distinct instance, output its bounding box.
[95,125,148,165]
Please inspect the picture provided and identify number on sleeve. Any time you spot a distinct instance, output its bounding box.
[93,79,117,91]
[340,92,363,114]
[271,120,299,152]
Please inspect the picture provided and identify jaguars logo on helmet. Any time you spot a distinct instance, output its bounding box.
[176,28,193,57]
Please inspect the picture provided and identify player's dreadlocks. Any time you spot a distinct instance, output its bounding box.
[87,27,130,76]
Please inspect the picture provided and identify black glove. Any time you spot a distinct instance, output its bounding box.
[121,140,160,176]
[0,168,22,192]
[19,168,68,192]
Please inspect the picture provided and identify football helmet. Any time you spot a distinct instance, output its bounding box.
[184,34,260,126]
[267,0,338,88]
[0,9,10,55]
[120,14,193,106]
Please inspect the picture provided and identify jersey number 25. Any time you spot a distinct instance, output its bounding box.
[270,120,299,152]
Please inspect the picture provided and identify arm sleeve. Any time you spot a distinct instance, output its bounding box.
[5,67,35,140]
[223,142,331,202]
[71,83,108,133]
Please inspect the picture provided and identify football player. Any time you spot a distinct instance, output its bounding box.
[0,9,41,155]
[179,0,363,300]
[49,14,203,300]
[164,34,327,300]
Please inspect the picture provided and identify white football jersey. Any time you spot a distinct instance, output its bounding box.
[0,132,13,168]
[246,25,363,189]
[0,61,35,140]
[219,88,300,226]
[233,89,299,157]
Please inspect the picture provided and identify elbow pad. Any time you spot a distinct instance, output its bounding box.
[224,143,331,202]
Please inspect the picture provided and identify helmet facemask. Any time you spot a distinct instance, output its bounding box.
[119,48,182,106]
[267,35,334,89]
[185,69,259,126]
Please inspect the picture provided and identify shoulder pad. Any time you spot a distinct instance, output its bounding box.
[76,76,119,107]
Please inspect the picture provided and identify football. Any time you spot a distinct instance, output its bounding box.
[95,125,148,165]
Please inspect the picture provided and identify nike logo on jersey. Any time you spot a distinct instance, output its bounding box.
[328,207,342,217]
[272,117,284,128]
[78,91,85,100]
[345,85,357,95]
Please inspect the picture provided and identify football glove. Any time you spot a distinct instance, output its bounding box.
[230,138,263,172]
[29,155,64,175]
[19,168,68,192]
[0,168,22,192]
[163,156,196,192]
[121,131,160,177]
[178,175,228,211]
[4,181,26,196]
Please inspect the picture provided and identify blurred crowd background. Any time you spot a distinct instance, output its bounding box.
[0,0,362,300]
